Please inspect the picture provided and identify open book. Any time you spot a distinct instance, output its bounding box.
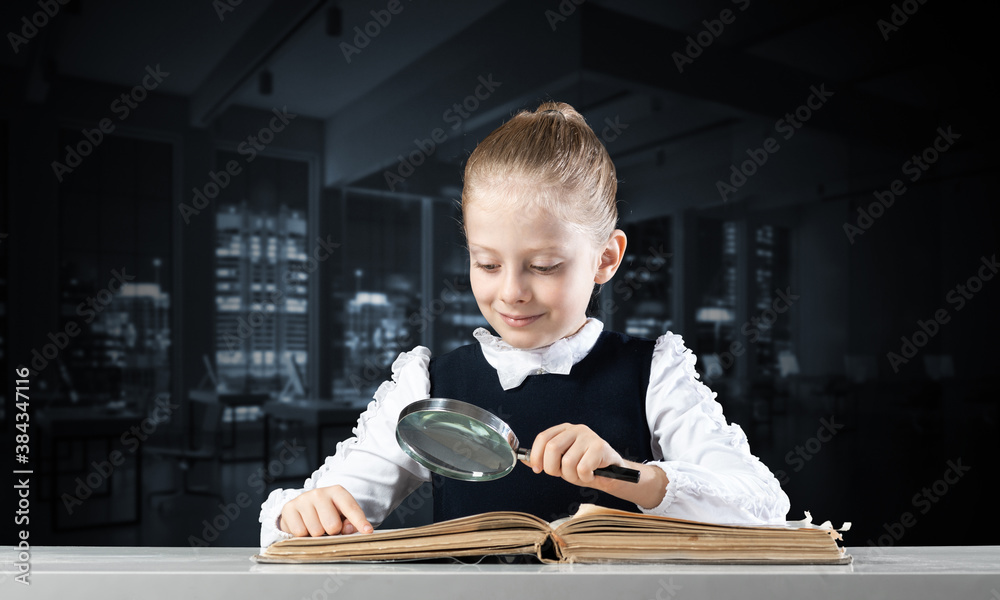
[254,504,851,564]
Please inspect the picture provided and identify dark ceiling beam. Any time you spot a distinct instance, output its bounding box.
[579,3,936,151]
[570,74,741,162]
[325,0,583,189]
[613,116,740,164]
[722,1,861,51]
[189,0,330,128]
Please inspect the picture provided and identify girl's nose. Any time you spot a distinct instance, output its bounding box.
[499,269,530,305]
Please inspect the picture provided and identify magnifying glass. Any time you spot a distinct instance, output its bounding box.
[396,398,640,483]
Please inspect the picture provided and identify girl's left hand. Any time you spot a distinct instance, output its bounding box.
[525,423,624,489]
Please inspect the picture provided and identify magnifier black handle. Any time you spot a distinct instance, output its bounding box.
[594,464,641,484]
[518,449,641,484]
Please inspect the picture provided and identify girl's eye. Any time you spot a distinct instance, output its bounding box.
[532,264,560,273]
[475,262,499,272]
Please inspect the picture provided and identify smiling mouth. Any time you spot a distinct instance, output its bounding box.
[498,312,541,328]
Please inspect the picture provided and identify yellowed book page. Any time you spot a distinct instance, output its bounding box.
[264,529,549,562]
[549,504,846,563]
[261,512,552,562]
[559,504,844,538]
[270,511,548,549]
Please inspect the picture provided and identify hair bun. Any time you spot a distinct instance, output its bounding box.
[535,101,584,122]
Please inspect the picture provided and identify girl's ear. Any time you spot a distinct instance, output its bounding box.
[595,229,627,284]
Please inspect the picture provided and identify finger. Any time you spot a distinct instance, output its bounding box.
[560,440,591,484]
[530,424,570,474]
[576,445,608,483]
[300,504,328,538]
[331,488,374,534]
[342,522,356,535]
[280,508,307,537]
[313,495,346,535]
[542,429,580,478]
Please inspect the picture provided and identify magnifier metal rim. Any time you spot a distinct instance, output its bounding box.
[396,398,520,480]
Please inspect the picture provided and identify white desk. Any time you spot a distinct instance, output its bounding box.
[3,546,999,599]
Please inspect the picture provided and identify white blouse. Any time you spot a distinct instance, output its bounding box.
[258,319,790,551]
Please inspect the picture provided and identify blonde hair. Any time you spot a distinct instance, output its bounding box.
[461,101,618,247]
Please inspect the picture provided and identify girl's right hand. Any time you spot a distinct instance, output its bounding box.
[278,485,374,537]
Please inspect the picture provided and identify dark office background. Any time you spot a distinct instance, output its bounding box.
[1,0,997,550]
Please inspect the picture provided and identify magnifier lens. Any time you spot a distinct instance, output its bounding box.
[396,409,515,481]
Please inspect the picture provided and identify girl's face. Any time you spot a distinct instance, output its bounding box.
[464,197,624,349]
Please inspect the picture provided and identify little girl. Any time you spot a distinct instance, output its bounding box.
[258,102,789,549]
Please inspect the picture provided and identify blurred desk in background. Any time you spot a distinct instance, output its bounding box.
[261,399,364,473]
[189,389,271,460]
[36,405,145,531]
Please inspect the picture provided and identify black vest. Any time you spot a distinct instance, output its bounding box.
[428,330,656,523]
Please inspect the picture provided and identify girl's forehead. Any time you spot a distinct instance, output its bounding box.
[466,175,569,207]
[465,202,589,253]
[465,198,559,230]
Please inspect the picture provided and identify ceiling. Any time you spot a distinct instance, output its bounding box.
[2,0,993,199]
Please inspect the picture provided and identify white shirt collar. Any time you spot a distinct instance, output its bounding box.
[472,318,604,390]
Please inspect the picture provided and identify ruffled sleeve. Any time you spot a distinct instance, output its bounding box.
[258,347,433,550]
[640,333,790,524]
